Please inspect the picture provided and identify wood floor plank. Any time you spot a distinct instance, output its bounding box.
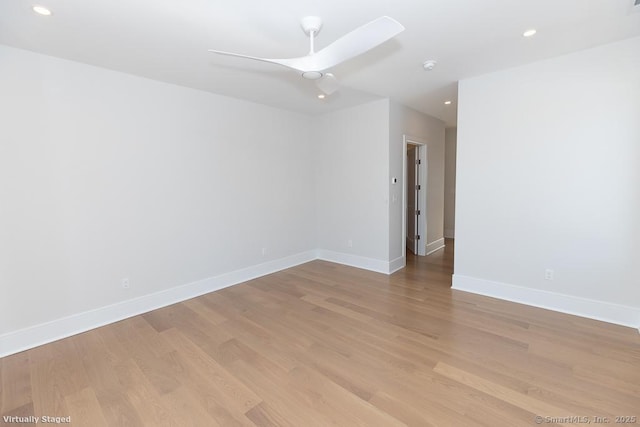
[64,387,109,427]
[433,361,574,424]
[114,358,181,426]
[217,316,302,372]
[1,239,638,425]
[29,358,71,417]
[159,328,262,417]
[133,350,183,396]
[286,364,405,427]
[369,391,439,427]
[226,358,331,427]
[244,402,298,427]
[296,342,378,401]
[182,298,228,325]
[0,350,32,414]
[159,386,224,427]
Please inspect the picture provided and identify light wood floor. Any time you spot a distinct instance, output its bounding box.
[2,240,639,426]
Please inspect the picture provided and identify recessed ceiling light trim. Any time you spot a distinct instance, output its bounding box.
[422,60,437,71]
[523,29,537,37]
[317,94,326,99]
[444,101,452,105]
[32,5,52,15]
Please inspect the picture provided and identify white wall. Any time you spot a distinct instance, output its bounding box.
[444,128,457,238]
[0,45,316,337]
[314,99,391,266]
[0,45,448,355]
[389,102,446,260]
[454,36,640,327]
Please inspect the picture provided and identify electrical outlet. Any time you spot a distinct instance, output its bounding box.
[261,247,267,256]
[544,269,554,281]
[122,277,130,289]
[347,239,353,248]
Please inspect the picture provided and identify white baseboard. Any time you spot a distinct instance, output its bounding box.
[452,274,640,329]
[388,256,406,274]
[444,229,455,239]
[426,238,446,255]
[5,255,637,358]
[0,251,317,358]
[316,249,393,274]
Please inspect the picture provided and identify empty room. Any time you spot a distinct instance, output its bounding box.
[1,0,639,425]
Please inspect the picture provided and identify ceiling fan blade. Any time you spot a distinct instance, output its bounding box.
[316,73,339,95]
[308,16,404,71]
[209,16,403,74]
[208,49,316,73]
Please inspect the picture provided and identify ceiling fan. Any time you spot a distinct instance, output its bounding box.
[208,16,404,96]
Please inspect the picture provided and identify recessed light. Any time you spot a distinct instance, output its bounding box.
[444,101,452,105]
[422,60,437,71]
[317,94,326,99]
[523,29,537,37]
[32,5,52,16]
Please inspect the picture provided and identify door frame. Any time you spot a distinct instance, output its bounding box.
[405,144,419,255]
[402,135,428,257]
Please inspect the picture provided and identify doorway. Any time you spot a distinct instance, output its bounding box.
[402,136,427,257]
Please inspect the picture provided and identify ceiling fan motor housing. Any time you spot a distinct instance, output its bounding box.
[301,16,323,35]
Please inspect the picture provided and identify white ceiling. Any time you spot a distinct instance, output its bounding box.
[1,0,639,126]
